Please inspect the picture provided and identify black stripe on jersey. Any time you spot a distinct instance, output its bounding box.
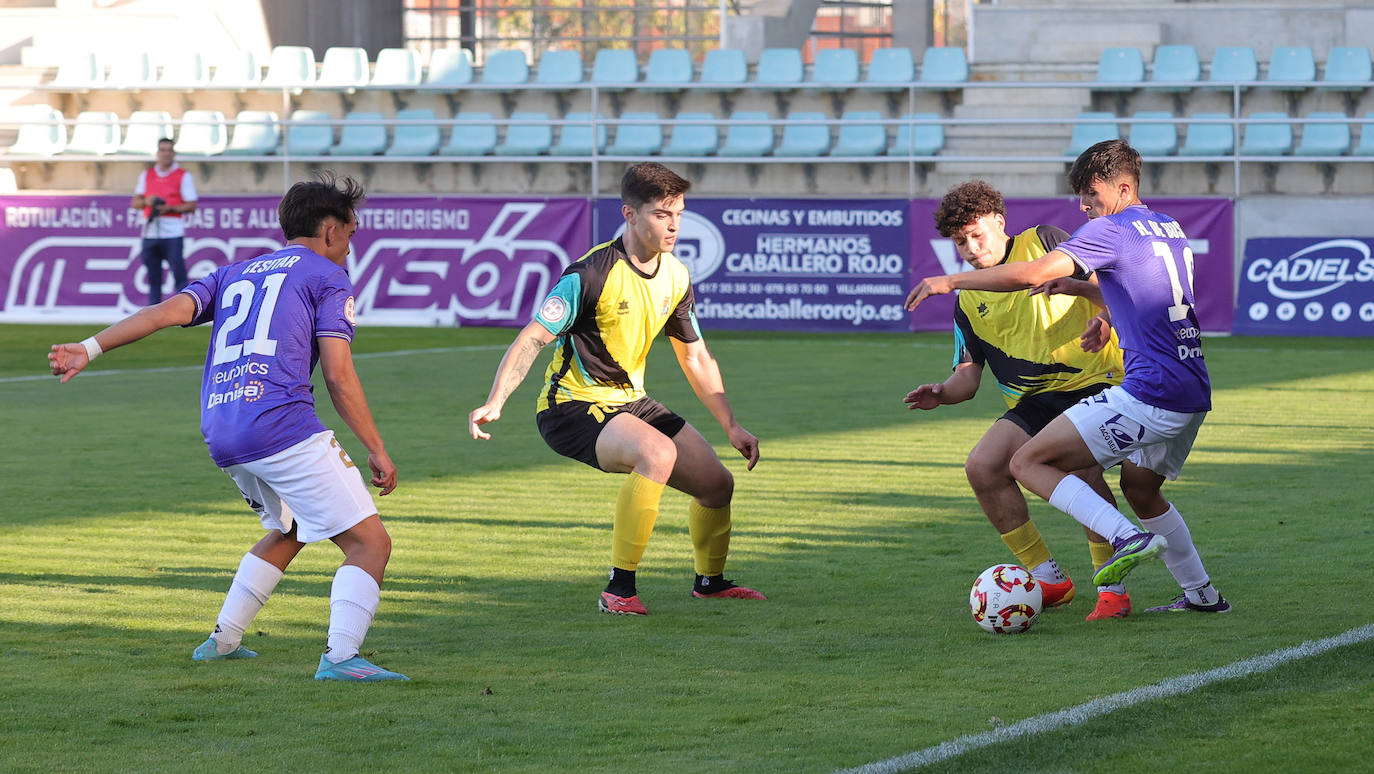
[1035,224,1070,252]
[953,304,1082,393]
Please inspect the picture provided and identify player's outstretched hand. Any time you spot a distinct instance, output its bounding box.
[903,383,944,410]
[468,403,501,440]
[368,450,398,496]
[904,276,954,311]
[48,343,90,384]
[1080,315,1112,353]
[728,424,760,471]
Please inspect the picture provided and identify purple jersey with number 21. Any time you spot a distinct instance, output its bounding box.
[180,245,356,466]
[1057,204,1211,414]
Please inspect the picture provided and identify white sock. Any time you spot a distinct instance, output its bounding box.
[1048,476,1139,545]
[325,565,380,664]
[1140,503,1210,593]
[212,552,284,654]
[1030,557,1067,583]
[1186,583,1222,606]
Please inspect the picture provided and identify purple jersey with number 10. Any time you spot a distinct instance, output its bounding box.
[180,245,356,466]
[1057,204,1211,414]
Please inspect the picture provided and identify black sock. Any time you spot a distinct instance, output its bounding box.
[694,574,737,595]
[605,567,636,597]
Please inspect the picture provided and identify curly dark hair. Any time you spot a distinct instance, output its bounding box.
[933,180,1006,238]
[1068,139,1141,194]
[621,162,691,209]
[278,170,366,240]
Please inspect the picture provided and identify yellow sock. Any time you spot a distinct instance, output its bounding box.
[1000,521,1053,572]
[1089,539,1115,575]
[611,472,664,571]
[689,502,732,576]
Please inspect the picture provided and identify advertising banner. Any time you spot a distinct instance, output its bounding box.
[1233,237,1374,336]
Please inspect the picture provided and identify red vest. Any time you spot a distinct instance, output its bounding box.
[142,166,186,218]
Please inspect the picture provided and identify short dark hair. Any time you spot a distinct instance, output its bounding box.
[157,137,174,149]
[621,162,691,209]
[278,171,365,240]
[1068,139,1141,194]
[933,180,1006,238]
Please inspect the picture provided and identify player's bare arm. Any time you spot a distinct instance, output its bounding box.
[319,336,397,495]
[670,337,759,470]
[905,251,1078,310]
[49,293,196,383]
[904,362,981,410]
[1029,275,1105,308]
[469,320,556,440]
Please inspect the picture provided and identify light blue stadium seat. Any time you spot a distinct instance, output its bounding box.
[117,110,173,155]
[1178,113,1234,156]
[1150,45,1199,91]
[549,112,607,155]
[53,52,103,89]
[1355,113,1374,156]
[1240,112,1293,155]
[1267,46,1316,90]
[662,112,718,156]
[776,111,830,157]
[331,112,388,155]
[1208,46,1258,87]
[209,50,260,89]
[1096,47,1145,90]
[482,49,529,85]
[1128,111,1177,155]
[810,48,859,90]
[176,110,228,156]
[1065,112,1118,156]
[1321,46,1371,91]
[439,112,497,156]
[495,112,553,155]
[222,110,279,155]
[371,48,422,88]
[644,48,692,91]
[261,45,316,89]
[592,49,638,91]
[920,47,968,84]
[755,48,803,90]
[832,110,885,156]
[718,110,774,156]
[427,48,474,86]
[1294,112,1349,156]
[62,111,119,155]
[286,109,333,155]
[317,46,369,90]
[107,50,153,89]
[865,47,915,91]
[606,112,661,155]
[8,106,67,156]
[699,48,747,90]
[889,113,943,156]
[385,109,440,156]
[159,51,207,89]
[535,50,583,86]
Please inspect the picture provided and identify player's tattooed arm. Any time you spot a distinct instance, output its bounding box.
[495,333,548,403]
[469,320,556,440]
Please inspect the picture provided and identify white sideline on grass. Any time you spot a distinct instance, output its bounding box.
[837,622,1374,774]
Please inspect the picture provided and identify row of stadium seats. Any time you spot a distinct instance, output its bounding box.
[1066,110,1374,157]
[1095,45,1373,90]
[45,45,970,93]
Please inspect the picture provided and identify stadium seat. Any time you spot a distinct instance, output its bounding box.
[1240,112,1293,155]
[644,48,693,91]
[495,112,553,155]
[920,47,968,84]
[106,50,154,89]
[810,48,859,90]
[549,112,608,155]
[285,109,333,155]
[864,47,915,91]
[7,106,67,156]
[176,110,228,156]
[1178,113,1234,156]
[439,112,497,156]
[605,112,660,155]
[52,51,103,90]
[718,110,774,156]
[482,49,529,85]
[591,49,638,91]
[316,47,369,90]
[535,50,584,86]
[385,109,440,156]
[1267,46,1316,90]
[662,112,718,156]
[331,112,388,155]
[889,113,943,156]
[1065,112,1118,156]
[1320,46,1372,91]
[1150,45,1200,91]
[261,45,316,89]
[755,48,803,90]
[775,111,830,157]
[209,49,261,89]
[1128,111,1177,155]
[117,110,173,155]
[426,48,474,86]
[1208,46,1258,87]
[698,48,747,90]
[1354,113,1374,156]
[1095,47,1145,90]
[62,111,119,155]
[158,51,208,89]
[1294,112,1350,156]
[371,48,423,88]
[832,110,886,156]
[222,110,280,155]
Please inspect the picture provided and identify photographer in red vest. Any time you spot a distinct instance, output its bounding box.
[130,137,198,304]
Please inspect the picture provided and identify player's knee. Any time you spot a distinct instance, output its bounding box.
[964,453,1008,490]
[640,436,678,478]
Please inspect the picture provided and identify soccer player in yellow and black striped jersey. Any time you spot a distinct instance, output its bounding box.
[468,163,764,616]
[903,181,1132,621]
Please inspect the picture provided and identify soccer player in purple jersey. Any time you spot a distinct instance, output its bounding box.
[905,140,1228,614]
[48,173,413,679]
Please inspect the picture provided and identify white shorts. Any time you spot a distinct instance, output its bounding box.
[223,430,377,543]
[1064,385,1207,480]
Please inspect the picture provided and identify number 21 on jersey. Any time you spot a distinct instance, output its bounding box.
[212,273,285,365]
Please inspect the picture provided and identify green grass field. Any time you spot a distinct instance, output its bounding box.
[2,324,1372,772]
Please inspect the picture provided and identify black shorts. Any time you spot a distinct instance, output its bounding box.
[1003,383,1114,436]
[537,396,687,471]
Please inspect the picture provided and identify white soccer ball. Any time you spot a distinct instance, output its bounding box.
[969,564,1043,634]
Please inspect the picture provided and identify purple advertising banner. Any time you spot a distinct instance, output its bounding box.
[1,195,588,326]
[1234,237,1374,336]
[907,197,1235,334]
[594,198,911,332]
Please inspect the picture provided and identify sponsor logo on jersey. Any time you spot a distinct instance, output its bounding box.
[344,296,356,324]
[541,296,567,323]
[1099,413,1146,453]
